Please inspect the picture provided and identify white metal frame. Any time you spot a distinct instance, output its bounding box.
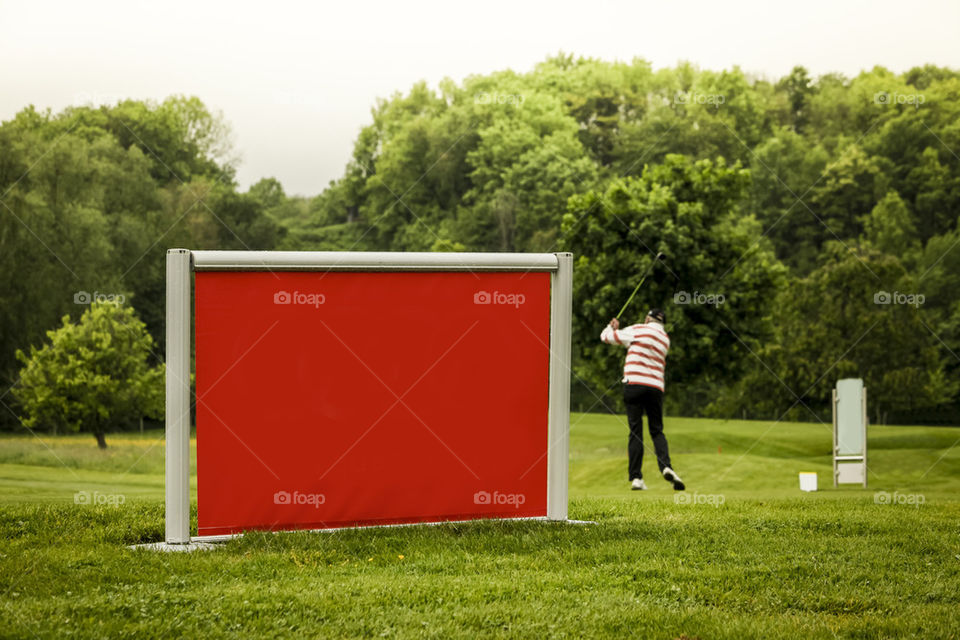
[832,381,868,488]
[164,249,573,544]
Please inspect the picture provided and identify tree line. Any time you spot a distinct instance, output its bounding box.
[2,56,959,440]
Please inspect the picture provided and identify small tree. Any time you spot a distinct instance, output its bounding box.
[13,301,164,448]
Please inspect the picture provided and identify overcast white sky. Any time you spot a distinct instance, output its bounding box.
[2,0,958,196]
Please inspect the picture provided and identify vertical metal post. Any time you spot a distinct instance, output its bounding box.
[547,253,572,521]
[832,388,838,489]
[862,387,868,488]
[165,249,191,543]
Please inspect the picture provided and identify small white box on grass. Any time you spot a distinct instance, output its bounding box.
[799,472,818,492]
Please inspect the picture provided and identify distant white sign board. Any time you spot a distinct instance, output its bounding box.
[833,378,867,487]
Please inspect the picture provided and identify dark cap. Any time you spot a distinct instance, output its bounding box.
[647,308,666,324]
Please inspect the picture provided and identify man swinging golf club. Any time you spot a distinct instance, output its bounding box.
[601,294,686,491]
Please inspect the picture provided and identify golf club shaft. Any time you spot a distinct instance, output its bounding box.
[616,275,649,320]
[616,253,664,320]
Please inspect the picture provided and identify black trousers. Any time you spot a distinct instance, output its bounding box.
[623,384,672,480]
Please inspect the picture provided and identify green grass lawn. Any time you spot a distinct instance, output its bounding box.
[1,415,959,638]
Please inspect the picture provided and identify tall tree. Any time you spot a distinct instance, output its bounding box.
[710,246,957,422]
[561,155,785,414]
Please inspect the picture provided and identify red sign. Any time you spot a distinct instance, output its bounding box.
[194,271,551,535]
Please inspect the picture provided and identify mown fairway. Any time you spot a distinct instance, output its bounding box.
[1,415,958,638]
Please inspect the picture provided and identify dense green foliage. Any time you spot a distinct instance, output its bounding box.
[2,57,959,427]
[13,302,164,448]
[562,155,786,413]
[0,96,283,429]
[1,415,958,637]
[711,246,959,422]
[294,56,960,421]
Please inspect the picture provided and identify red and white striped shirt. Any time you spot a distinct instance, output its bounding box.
[600,321,670,391]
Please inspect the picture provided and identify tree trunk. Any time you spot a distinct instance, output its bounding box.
[95,432,107,449]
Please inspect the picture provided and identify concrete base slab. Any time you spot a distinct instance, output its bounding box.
[132,518,598,550]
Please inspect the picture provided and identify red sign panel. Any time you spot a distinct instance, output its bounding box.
[194,271,551,535]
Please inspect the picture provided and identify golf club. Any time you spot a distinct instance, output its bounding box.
[615,251,666,321]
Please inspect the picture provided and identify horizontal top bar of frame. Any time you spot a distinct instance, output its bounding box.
[187,250,564,272]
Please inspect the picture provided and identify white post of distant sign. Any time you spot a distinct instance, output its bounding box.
[833,378,867,488]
